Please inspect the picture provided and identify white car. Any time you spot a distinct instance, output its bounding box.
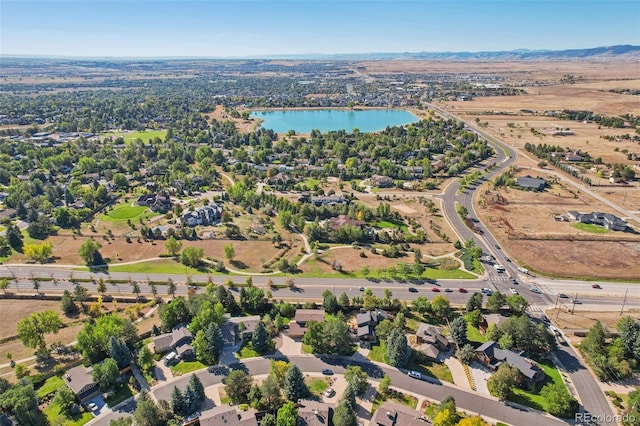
[510,288,518,295]
[408,370,422,379]
[324,387,335,398]
[530,286,541,294]
[86,402,98,412]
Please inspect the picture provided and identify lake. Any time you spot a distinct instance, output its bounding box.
[250,109,419,134]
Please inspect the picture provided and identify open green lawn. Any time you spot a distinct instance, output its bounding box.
[37,375,64,399]
[463,317,487,346]
[170,361,206,375]
[121,130,167,143]
[368,342,388,363]
[105,383,135,407]
[372,390,418,413]
[509,358,565,412]
[301,178,319,190]
[108,259,210,275]
[43,402,93,426]
[572,223,609,234]
[407,352,454,384]
[103,204,153,221]
[374,220,409,232]
[305,377,330,396]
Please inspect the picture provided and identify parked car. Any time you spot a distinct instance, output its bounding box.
[458,288,468,293]
[408,370,422,379]
[185,411,201,423]
[592,284,601,289]
[321,368,333,375]
[408,287,418,293]
[87,402,98,412]
[324,387,335,398]
[164,351,178,366]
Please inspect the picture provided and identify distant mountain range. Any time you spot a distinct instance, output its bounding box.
[263,45,640,60]
[2,45,639,61]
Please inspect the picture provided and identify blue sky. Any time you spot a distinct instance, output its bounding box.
[1,1,638,57]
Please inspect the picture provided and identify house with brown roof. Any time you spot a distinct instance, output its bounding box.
[479,313,508,334]
[328,215,365,231]
[415,323,450,362]
[288,309,325,338]
[355,309,390,342]
[64,365,100,403]
[370,401,432,426]
[153,324,194,358]
[370,174,394,188]
[221,315,262,346]
[297,400,333,426]
[199,405,258,426]
[475,341,544,388]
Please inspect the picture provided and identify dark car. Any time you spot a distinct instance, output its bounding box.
[408,287,418,293]
[321,368,333,375]
[495,244,501,249]
[592,284,601,289]
[444,288,453,293]
[431,287,440,292]
[558,293,569,299]
[359,286,365,291]
[458,288,468,293]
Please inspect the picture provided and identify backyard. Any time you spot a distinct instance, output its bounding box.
[508,358,565,412]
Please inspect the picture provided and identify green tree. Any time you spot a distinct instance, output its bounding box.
[486,292,506,313]
[387,327,409,368]
[338,292,351,310]
[322,292,339,314]
[260,374,281,411]
[60,290,77,315]
[170,386,184,416]
[624,389,640,426]
[223,243,235,262]
[109,336,132,369]
[283,364,309,402]
[167,279,176,298]
[137,346,154,374]
[375,319,395,343]
[506,294,529,315]
[188,374,205,407]
[112,173,129,189]
[23,242,53,263]
[180,246,204,268]
[269,360,290,386]
[0,381,44,426]
[378,374,391,396]
[540,382,579,418]
[97,277,107,295]
[458,343,476,365]
[165,236,182,256]
[333,399,358,426]
[17,310,63,353]
[93,357,120,391]
[344,365,369,395]
[224,370,253,404]
[252,321,270,354]
[133,390,163,426]
[261,413,276,426]
[616,316,639,359]
[431,295,451,320]
[276,401,297,426]
[79,239,103,266]
[434,408,458,426]
[73,284,89,306]
[487,363,519,400]
[52,385,76,416]
[466,292,483,312]
[450,317,467,346]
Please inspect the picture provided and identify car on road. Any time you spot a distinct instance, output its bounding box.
[505,257,511,262]
[511,278,518,285]
[86,402,98,412]
[408,370,423,379]
[558,293,569,299]
[431,287,440,292]
[495,244,501,249]
[509,288,518,295]
[571,299,582,304]
[359,286,365,291]
[185,411,201,423]
[592,284,601,289]
[408,287,418,293]
[458,288,467,293]
[481,287,493,295]
[321,368,333,375]
[530,286,542,294]
[324,387,335,398]
[444,288,453,292]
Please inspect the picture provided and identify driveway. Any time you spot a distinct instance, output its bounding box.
[468,361,492,396]
[274,334,302,357]
[219,344,241,364]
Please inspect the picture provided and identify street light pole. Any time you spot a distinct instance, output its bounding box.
[620,288,628,316]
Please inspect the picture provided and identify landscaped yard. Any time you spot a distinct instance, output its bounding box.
[170,360,206,375]
[43,402,93,426]
[407,351,454,384]
[238,342,260,359]
[37,375,64,398]
[368,342,388,363]
[571,223,609,234]
[305,377,330,396]
[105,383,135,407]
[104,204,149,221]
[509,357,565,412]
[463,316,487,346]
[372,390,418,412]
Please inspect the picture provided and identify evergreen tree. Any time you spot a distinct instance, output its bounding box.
[322,292,339,314]
[170,386,184,416]
[283,364,309,402]
[338,292,351,310]
[342,382,357,409]
[466,292,483,312]
[450,317,467,346]
[188,374,205,405]
[261,413,276,426]
[260,375,281,411]
[248,384,263,409]
[334,399,358,426]
[206,322,224,360]
[109,336,131,370]
[387,327,409,368]
[60,290,76,315]
[183,386,199,415]
[252,321,270,354]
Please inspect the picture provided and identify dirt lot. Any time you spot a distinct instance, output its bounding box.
[546,308,640,346]
[474,171,640,280]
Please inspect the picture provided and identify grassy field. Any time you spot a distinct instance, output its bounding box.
[103,204,156,222]
[122,130,167,143]
[43,402,92,426]
[571,223,609,234]
[171,361,206,375]
[368,342,388,363]
[108,259,210,275]
[305,377,330,396]
[374,220,409,232]
[509,358,565,412]
[407,351,454,384]
[463,315,487,346]
[37,375,64,398]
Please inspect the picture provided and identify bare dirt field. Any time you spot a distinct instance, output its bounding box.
[475,173,640,280]
[546,308,640,346]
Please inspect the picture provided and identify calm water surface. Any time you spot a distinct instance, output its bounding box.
[251,109,419,133]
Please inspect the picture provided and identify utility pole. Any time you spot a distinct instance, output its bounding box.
[571,292,578,314]
[620,288,628,316]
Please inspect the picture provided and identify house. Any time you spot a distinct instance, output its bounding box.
[64,365,100,404]
[370,174,394,188]
[297,400,333,426]
[479,313,508,334]
[475,341,544,387]
[355,309,389,342]
[568,211,628,231]
[288,309,325,338]
[136,193,172,213]
[564,152,583,162]
[220,315,262,346]
[328,215,365,231]
[415,323,450,362]
[199,405,258,426]
[515,176,546,191]
[152,324,194,358]
[0,208,17,221]
[308,195,348,207]
[370,401,433,426]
